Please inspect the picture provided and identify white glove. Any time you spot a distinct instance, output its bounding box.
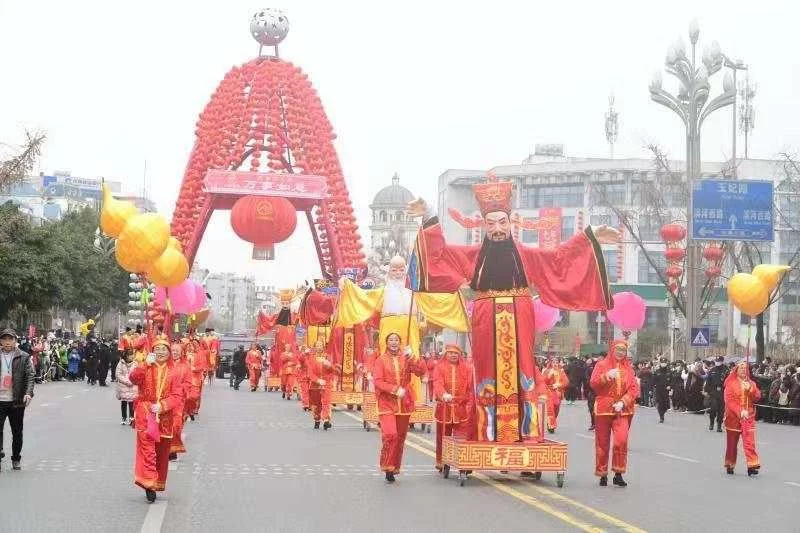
[367,373,374,382]
[146,353,156,365]
[740,409,748,419]
[607,368,619,379]
[442,393,453,402]
[318,379,326,386]
[323,360,332,367]
[403,346,413,357]
[150,402,161,414]
[613,401,624,413]
[396,387,406,398]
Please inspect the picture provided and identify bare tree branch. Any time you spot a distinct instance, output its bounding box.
[0,131,45,193]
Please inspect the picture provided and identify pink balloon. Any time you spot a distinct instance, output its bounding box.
[165,280,196,315]
[192,283,207,313]
[533,299,561,333]
[154,286,168,306]
[607,292,646,331]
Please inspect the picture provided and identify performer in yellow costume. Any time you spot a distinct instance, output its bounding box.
[336,255,469,405]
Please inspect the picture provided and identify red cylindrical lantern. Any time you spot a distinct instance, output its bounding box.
[230,196,297,253]
[703,246,724,262]
[664,247,686,262]
[660,223,687,243]
[665,266,683,278]
[705,266,722,278]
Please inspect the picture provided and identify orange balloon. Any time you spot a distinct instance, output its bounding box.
[727,273,769,316]
[99,184,138,238]
[115,244,150,274]
[116,213,170,271]
[147,247,189,288]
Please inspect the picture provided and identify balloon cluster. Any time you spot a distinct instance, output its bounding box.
[168,57,365,275]
[728,264,791,316]
[127,274,166,326]
[100,184,189,287]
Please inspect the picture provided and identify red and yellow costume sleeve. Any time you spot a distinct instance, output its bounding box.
[245,350,262,370]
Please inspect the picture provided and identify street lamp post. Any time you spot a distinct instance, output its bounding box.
[649,20,736,359]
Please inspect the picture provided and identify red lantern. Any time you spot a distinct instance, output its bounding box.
[660,223,687,243]
[664,247,686,262]
[230,196,297,251]
[665,266,683,278]
[705,266,722,278]
[703,246,724,262]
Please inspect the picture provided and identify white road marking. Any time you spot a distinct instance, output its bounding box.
[40,403,50,407]
[168,463,177,471]
[575,433,593,440]
[657,452,699,464]
[140,500,167,533]
[785,482,800,488]
[63,395,73,399]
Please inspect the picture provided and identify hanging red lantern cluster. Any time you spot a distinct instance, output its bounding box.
[231,195,297,247]
[660,222,686,286]
[169,57,366,276]
[703,244,725,281]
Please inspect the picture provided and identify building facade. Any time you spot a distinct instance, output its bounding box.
[367,173,418,279]
[438,149,799,358]
[192,269,258,334]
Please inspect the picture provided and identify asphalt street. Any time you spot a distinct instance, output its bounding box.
[1,379,798,533]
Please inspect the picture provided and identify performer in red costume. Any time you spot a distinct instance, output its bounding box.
[432,344,475,471]
[426,351,441,403]
[168,341,192,459]
[296,347,311,410]
[182,336,203,419]
[543,357,570,434]
[372,332,427,483]
[130,339,183,503]
[280,343,299,400]
[267,343,282,392]
[246,343,263,392]
[307,340,335,430]
[590,340,640,488]
[407,173,618,444]
[723,361,761,476]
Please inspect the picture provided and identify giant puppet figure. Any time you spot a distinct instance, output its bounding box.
[335,256,469,405]
[299,280,367,396]
[406,173,619,444]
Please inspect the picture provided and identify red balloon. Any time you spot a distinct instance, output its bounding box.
[230,195,297,246]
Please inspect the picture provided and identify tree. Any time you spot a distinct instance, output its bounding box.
[593,146,800,362]
[0,132,45,192]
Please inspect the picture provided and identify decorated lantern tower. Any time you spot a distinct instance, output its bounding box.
[169,9,365,277]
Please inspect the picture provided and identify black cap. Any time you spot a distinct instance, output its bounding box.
[0,328,17,339]
[715,356,725,363]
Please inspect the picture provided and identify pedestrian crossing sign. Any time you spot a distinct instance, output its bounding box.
[690,327,711,347]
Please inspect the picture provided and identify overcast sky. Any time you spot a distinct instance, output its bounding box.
[1,0,798,287]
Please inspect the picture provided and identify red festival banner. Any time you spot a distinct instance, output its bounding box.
[204,170,328,200]
[538,208,563,250]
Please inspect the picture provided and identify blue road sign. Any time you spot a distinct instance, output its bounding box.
[690,327,711,347]
[691,179,774,241]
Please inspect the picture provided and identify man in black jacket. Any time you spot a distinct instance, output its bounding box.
[84,339,99,386]
[231,345,247,390]
[653,357,672,423]
[0,328,35,471]
[704,355,727,432]
[97,340,112,387]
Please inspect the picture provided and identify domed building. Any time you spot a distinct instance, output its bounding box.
[368,173,418,275]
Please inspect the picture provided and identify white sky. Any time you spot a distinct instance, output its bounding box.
[2,0,799,287]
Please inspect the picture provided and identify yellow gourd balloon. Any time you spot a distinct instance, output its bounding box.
[115,243,151,274]
[727,273,769,316]
[147,247,190,288]
[99,184,138,238]
[168,236,184,253]
[752,264,791,292]
[115,213,170,272]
